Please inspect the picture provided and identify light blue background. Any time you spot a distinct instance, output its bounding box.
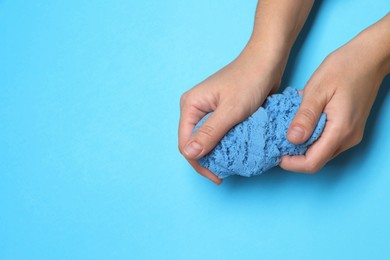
[1,0,390,259]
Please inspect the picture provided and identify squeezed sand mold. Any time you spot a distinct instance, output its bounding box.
[194,87,326,178]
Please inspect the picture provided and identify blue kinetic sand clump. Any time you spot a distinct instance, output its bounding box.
[194,87,326,178]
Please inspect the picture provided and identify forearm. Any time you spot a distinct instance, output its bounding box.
[251,0,314,52]
[359,12,390,78]
[241,0,315,81]
[333,12,390,91]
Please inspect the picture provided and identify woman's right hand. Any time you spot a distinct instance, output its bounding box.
[178,43,287,184]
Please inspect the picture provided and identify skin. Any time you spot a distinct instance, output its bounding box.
[179,1,390,184]
[178,0,315,184]
[281,13,390,173]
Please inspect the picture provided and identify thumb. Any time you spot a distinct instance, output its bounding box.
[183,106,244,159]
[287,87,327,144]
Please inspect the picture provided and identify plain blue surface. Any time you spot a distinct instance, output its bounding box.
[1,0,390,259]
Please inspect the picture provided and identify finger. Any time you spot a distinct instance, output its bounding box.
[178,99,222,184]
[287,84,329,144]
[178,103,208,154]
[280,124,341,173]
[187,159,222,185]
[182,104,244,159]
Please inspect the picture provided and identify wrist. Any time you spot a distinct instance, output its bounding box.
[238,38,291,86]
[245,36,291,64]
[352,13,390,78]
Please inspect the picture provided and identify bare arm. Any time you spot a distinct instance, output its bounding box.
[248,0,315,67]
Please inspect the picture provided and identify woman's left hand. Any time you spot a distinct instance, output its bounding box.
[280,14,390,173]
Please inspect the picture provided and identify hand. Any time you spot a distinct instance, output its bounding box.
[179,45,285,184]
[178,0,316,184]
[281,15,390,173]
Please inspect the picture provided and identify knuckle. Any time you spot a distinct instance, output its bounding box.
[194,168,204,177]
[178,144,184,155]
[305,161,322,174]
[297,108,318,127]
[180,91,190,108]
[197,124,215,140]
[356,132,364,144]
[222,99,251,121]
[352,131,364,146]
[230,105,248,121]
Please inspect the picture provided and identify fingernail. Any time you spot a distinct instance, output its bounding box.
[184,141,203,158]
[289,126,305,140]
